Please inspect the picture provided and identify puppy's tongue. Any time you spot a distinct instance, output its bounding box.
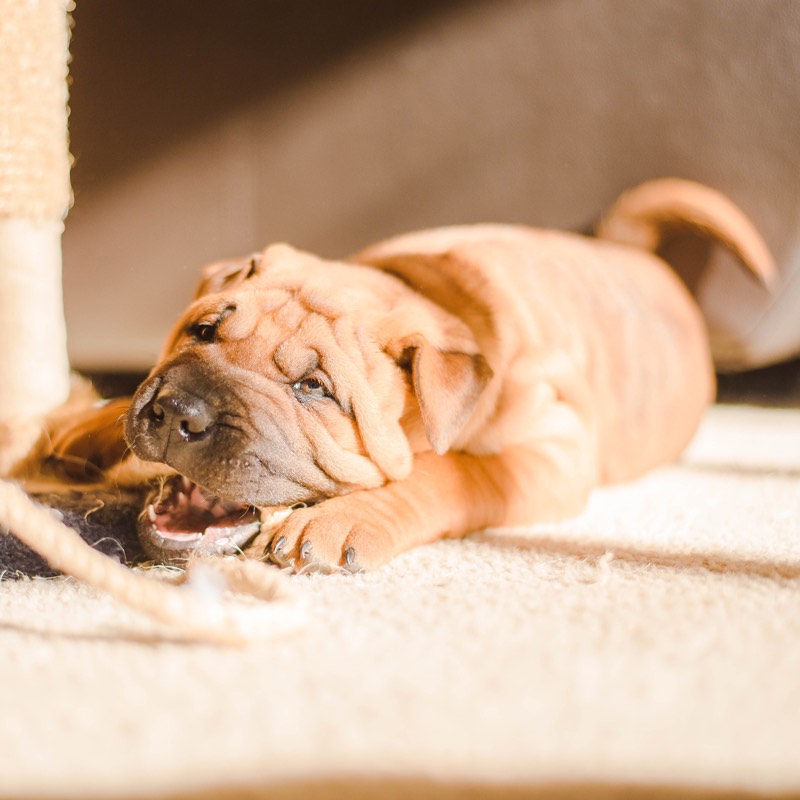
[139,475,261,562]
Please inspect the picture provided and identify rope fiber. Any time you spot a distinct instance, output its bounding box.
[0,480,305,645]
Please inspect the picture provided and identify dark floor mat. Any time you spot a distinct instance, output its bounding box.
[0,489,148,578]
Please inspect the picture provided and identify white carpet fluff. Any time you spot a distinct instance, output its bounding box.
[0,405,798,800]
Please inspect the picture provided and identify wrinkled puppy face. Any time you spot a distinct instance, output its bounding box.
[125,246,415,511]
[125,243,491,562]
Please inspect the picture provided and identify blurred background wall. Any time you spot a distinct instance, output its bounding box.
[64,0,800,375]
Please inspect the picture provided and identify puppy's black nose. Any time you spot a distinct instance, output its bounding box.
[149,386,216,441]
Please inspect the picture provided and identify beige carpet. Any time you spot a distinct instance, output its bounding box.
[1,405,798,800]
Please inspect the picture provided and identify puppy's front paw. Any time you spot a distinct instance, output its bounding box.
[248,495,403,573]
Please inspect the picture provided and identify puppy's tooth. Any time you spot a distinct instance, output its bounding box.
[146,505,157,522]
[181,476,192,492]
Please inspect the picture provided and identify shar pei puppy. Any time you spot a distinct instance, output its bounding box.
[48,179,774,572]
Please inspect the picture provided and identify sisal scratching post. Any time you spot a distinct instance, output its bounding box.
[0,2,302,645]
[0,0,72,475]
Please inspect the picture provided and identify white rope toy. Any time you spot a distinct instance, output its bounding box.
[0,480,306,646]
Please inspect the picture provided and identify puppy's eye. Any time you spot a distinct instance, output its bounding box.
[187,304,236,344]
[292,378,330,401]
[189,322,218,343]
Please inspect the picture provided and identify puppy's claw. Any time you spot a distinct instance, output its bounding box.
[268,536,288,566]
[344,546,362,573]
[271,535,286,555]
[300,540,313,561]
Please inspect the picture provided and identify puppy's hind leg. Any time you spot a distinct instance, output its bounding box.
[37,396,132,482]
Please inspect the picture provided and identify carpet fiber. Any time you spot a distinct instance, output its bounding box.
[1,405,798,799]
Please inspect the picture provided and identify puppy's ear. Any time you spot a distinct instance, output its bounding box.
[194,254,262,298]
[392,335,492,455]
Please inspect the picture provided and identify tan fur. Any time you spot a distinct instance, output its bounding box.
[44,179,774,572]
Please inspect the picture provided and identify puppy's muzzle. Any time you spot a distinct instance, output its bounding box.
[125,358,228,472]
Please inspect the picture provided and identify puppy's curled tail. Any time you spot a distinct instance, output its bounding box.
[596,178,777,290]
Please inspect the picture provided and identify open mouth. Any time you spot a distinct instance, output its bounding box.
[139,475,264,563]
